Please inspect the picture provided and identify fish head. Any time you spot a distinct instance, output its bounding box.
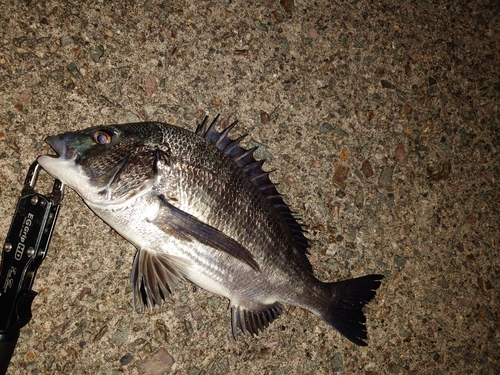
[38,123,168,206]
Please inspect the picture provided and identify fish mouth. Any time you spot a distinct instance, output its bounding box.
[44,136,78,161]
[37,135,79,187]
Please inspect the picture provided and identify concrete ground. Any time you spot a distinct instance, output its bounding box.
[1,0,498,374]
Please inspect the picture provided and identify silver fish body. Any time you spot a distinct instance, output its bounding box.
[38,116,383,345]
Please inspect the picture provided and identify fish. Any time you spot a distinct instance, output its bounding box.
[37,115,384,345]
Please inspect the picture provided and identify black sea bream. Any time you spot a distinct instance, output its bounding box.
[38,116,383,345]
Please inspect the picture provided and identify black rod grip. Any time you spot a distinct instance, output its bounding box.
[0,330,20,375]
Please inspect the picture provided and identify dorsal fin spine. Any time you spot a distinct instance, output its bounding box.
[242,160,265,174]
[251,171,272,182]
[216,120,239,148]
[195,116,210,136]
[233,147,258,163]
[205,114,220,142]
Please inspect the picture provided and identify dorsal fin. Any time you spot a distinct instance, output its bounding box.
[195,115,311,270]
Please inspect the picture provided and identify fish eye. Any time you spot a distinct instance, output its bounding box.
[93,130,113,145]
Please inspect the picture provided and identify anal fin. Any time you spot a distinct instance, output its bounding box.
[231,302,284,339]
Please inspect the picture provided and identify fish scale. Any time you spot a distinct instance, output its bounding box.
[172,159,280,260]
[37,115,384,345]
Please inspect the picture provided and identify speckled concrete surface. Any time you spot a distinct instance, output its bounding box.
[0,1,499,374]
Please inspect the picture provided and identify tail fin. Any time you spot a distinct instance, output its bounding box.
[322,274,384,346]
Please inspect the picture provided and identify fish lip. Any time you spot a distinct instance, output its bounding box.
[44,135,77,161]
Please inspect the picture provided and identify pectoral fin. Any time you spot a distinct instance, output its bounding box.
[154,195,260,272]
